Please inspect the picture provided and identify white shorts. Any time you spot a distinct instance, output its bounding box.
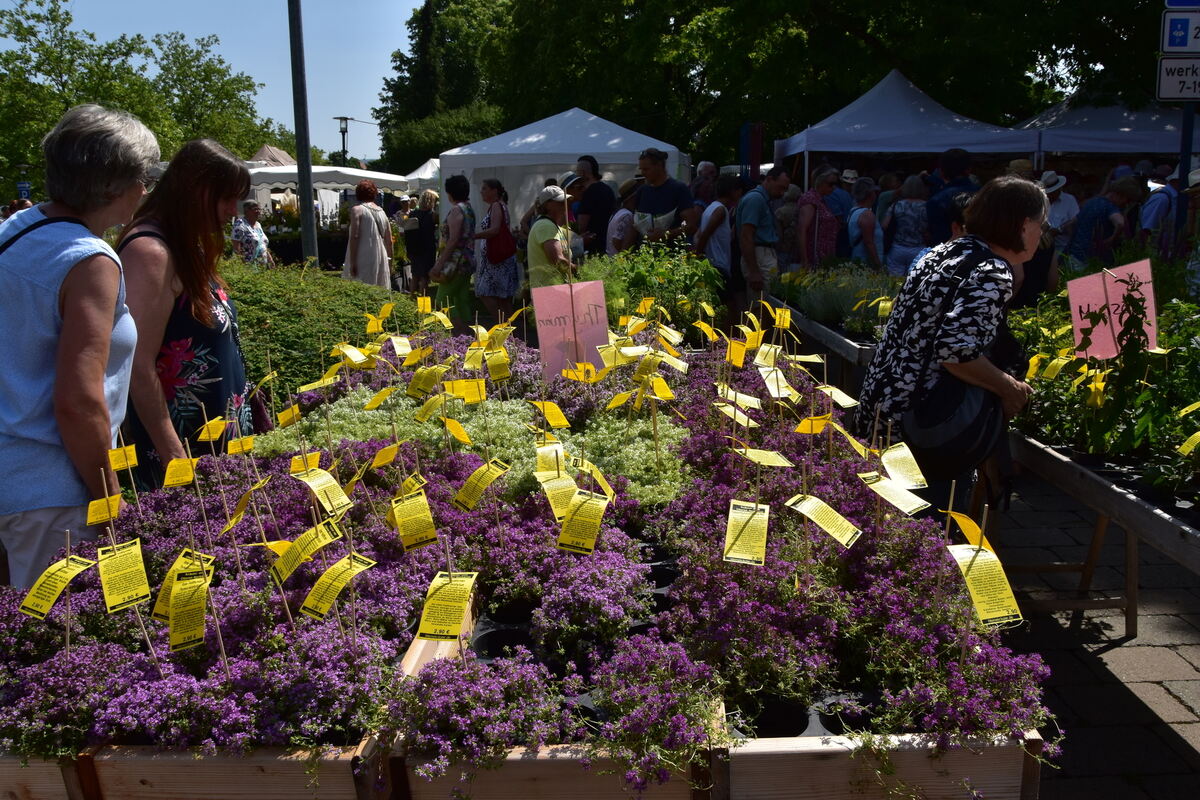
[741,246,779,283]
[0,506,96,590]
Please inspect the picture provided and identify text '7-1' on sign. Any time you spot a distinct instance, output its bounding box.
[1162,10,1200,54]
[1158,57,1200,100]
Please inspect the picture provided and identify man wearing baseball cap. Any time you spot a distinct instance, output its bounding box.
[527,185,574,288]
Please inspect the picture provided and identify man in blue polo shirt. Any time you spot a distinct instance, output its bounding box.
[732,165,789,320]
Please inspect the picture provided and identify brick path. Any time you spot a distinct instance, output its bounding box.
[997,476,1200,799]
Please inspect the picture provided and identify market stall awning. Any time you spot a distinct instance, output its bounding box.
[1019,99,1200,154]
[249,165,409,193]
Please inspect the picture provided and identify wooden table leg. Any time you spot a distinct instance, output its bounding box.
[1077,513,1110,595]
[1125,527,1139,638]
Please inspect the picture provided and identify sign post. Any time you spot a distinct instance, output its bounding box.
[1160,4,1200,235]
[15,181,30,200]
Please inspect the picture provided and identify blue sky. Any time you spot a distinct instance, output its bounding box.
[64,0,424,160]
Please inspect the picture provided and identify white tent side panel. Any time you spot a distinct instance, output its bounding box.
[439,107,683,216]
[773,70,1038,161]
[1021,100,1200,154]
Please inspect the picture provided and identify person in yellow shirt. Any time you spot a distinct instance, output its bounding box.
[526,185,574,288]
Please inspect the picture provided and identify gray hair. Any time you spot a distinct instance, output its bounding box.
[811,165,838,185]
[697,160,717,175]
[899,174,928,201]
[242,200,261,213]
[851,177,878,203]
[41,104,160,213]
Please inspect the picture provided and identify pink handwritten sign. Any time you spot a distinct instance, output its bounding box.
[531,280,609,381]
[1066,260,1157,359]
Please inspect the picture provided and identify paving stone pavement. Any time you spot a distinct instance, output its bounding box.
[995,475,1200,799]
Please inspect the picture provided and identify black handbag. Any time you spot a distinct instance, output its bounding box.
[900,254,1005,481]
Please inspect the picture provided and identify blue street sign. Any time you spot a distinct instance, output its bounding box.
[1172,17,1190,46]
[1163,10,1200,52]
[16,181,31,199]
[1168,1,1200,9]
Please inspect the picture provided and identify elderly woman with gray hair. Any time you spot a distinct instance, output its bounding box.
[0,104,159,589]
[232,199,274,266]
[848,177,884,269]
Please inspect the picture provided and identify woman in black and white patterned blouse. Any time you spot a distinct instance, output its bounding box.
[857,177,1045,490]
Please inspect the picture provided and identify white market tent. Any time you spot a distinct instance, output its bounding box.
[439,108,684,216]
[251,144,297,166]
[405,157,440,184]
[248,165,409,193]
[774,70,1039,184]
[1020,99,1199,156]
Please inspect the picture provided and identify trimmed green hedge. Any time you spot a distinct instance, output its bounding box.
[223,258,418,392]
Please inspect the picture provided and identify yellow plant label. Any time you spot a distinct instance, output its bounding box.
[1178,430,1200,456]
[415,392,448,423]
[649,375,675,402]
[715,382,763,410]
[1178,400,1200,419]
[401,472,427,495]
[725,339,746,368]
[880,443,928,490]
[86,494,123,526]
[19,555,95,619]
[1026,354,1046,382]
[773,308,791,329]
[389,335,412,357]
[526,424,560,443]
[334,342,369,366]
[784,494,861,548]
[817,384,860,409]
[753,343,781,368]
[947,544,1022,627]
[636,297,655,315]
[271,521,342,585]
[759,367,798,401]
[445,378,486,404]
[377,301,395,320]
[97,538,151,613]
[371,443,400,470]
[168,568,209,652]
[699,301,715,317]
[944,510,994,553]
[291,468,353,516]
[424,310,453,330]
[1041,356,1072,380]
[464,346,485,371]
[152,548,215,622]
[488,325,515,349]
[536,471,578,521]
[606,391,633,410]
[417,296,432,313]
[248,370,278,401]
[858,471,930,516]
[389,490,438,551]
[713,401,759,428]
[733,447,795,468]
[365,313,384,335]
[402,346,432,368]
[406,364,446,398]
[557,490,610,554]
[220,480,264,535]
[657,323,684,346]
[277,404,301,428]
[416,571,478,641]
[744,311,763,331]
[724,499,769,566]
[535,442,567,473]
[530,400,570,429]
[744,328,765,350]
[297,375,338,393]
[226,435,255,455]
[162,457,200,488]
[290,452,321,474]
[452,459,510,511]
[785,353,825,365]
[571,456,615,501]
[195,416,226,442]
[485,349,511,381]
[342,461,372,495]
[108,445,138,471]
[829,421,872,458]
[299,552,376,621]
[693,320,718,342]
[442,416,472,444]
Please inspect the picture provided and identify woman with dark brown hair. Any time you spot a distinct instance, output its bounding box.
[342,178,393,289]
[118,139,254,485]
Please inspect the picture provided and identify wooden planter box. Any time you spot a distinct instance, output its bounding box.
[72,735,390,800]
[765,295,877,396]
[0,753,75,800]
[729,731,1041,800]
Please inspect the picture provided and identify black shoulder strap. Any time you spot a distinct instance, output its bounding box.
[0,216,88,258]
[909,242,989,390]
[115,229,167,254]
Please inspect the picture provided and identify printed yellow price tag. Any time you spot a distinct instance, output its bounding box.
[389,490,439,551]
[416,296,432,313]
[168,568,209,652]
[571,456,615,501]
[1178,430,1200,456]
[291,468,353,516]
[759,366,799,401]
[86,494,123,526]
[632,355,664,383]
[445,378,486,404]
[248,370,278,400]
[271,521,342,585]
[19,555,95,619]
[407,364,447,398]
[536,471,578,522]
[195,417,226,442]
[452,459,510,511]
[817,384,860,409]
[530,400,570,428]
[414,392,448,423]
[226,435,255,455]
[220,479,268,535]
[773,307,791,329]
[858,471,930,516]
[402,346,433,368]
[152,548,215,622]
[713,401,759,428]
[795,414,831,434]
[342,462,372,495]
[753,343,782,368]
[636,297,655,315]
[389,335,412,357]
[365,313,384,334]
[1178,400,1200,419]
[464,346,485,371]
[693,319,718,342]
[333,342,369,366]
[725,339,746,368]
[162,457,200,488]
[880,443,928,490]
[649,375,675,401]
[1026,354,1046,382]
[557,490,610,554]
[277,404,301,428]
[724,499,769,566]
[485,349,511,381]
[401,472,427,495]
[299,552,376,620]
[947,544,1022,626]
[108,445,138,471]
[97,538,151,613]
[732,447,794,468]
[290,452,321,474]
[657,323,684,347]
[297,375,338,393]
[715,382,762,410]
[535,442,567,473]
[416,571,478,641]
[784,494,861,548]
[944,510,994,553]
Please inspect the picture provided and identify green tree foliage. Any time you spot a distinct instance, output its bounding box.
[0,0,308,198]
[375,0,1163,169]
[380,102,504,174]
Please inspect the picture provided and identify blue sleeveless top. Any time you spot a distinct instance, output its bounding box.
[0,206,137,514]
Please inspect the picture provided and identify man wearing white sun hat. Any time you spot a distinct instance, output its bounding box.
[1039,170,1077,255]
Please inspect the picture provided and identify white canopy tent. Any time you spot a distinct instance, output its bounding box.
[439,108,685,216]
[404,157,441,192]
[248,165,409,193]
[1020,100,1198,157]
[774,70,1039,186]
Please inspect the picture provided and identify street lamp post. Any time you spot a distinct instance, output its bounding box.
[334,116,350,166]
